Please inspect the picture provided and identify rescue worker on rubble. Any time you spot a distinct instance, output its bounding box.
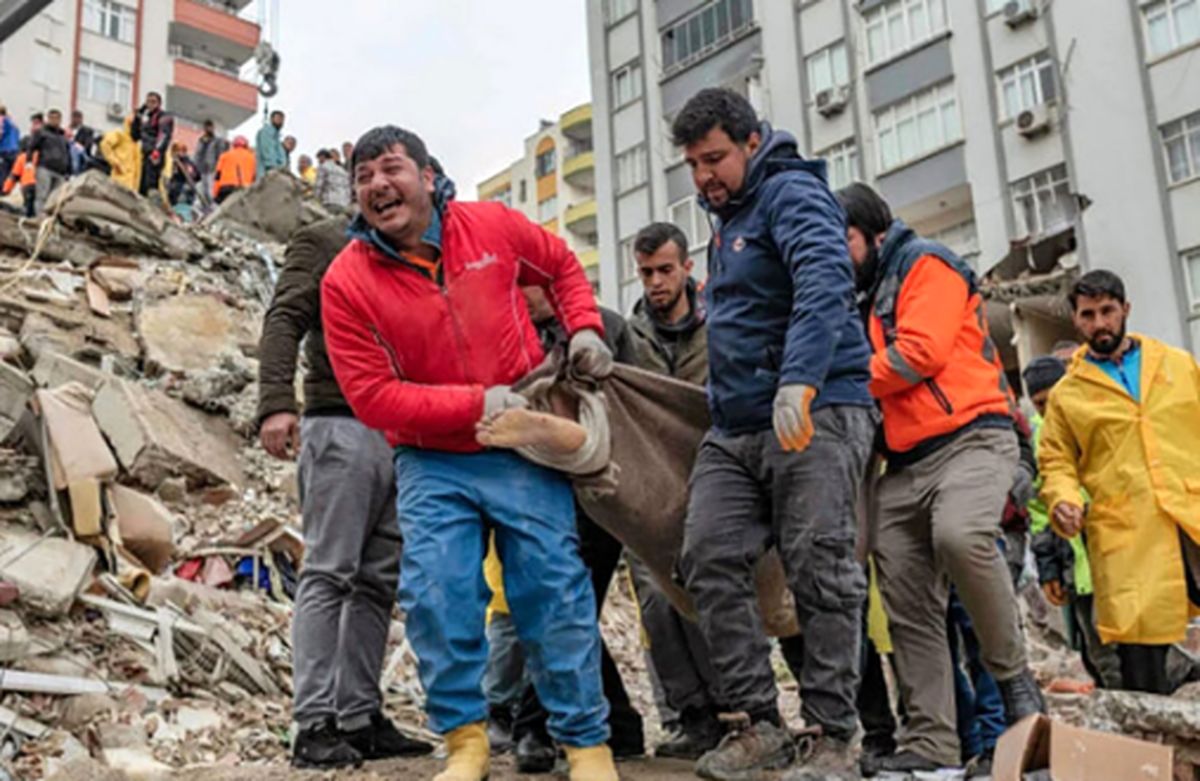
[3,138,38,218]
[256,110,288,178]
[99,117,141,194]
[131,92,173,199]
[1038,270,1200,695]
[321,125,620,781]
[212,137,256,204]
[837,182,1045,777]
[671,88,876,781]
[257,212,433,769]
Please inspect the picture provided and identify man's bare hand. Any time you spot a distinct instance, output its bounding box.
[1042,581,1068,607]
[1053,502,1084,538]
[260,412,300,460]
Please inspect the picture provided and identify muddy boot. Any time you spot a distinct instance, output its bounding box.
[487,704,515,755]
[565,744,619,781]
[783,735,858,780]
[861,749,945,778]
[434,722,490,781]
[997,669,1046,725]
[291,717,363,770]
[695,719,796,781]
[655,707,723,760]
[341,711,433,759]
[515,730,557,774]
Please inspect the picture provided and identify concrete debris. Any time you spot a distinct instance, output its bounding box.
[204,169,331,244]
[0,527,96,615]
[0,606,30,661]
[0,450,41,503]
[93,378,245,490]
[30,350,109,391]
[0,360,34,442]
[137,294,259,375]
[109,484,178,575]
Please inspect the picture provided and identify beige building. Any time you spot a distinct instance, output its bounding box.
[477,103,600,293]
[0,0,263,150]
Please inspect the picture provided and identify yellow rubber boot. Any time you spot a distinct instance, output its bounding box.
[565,744,619,781]
[433,722,490,781]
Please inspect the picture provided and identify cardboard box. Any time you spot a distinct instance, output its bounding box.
[993,714,1174,781]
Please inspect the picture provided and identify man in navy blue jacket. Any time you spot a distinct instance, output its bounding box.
[674,88,876,781]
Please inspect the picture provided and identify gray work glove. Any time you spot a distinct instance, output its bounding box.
[482,385,528,421]
[772,384,817,453]
[568,328,613,379]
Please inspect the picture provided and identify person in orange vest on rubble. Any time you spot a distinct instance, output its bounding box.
[1038,269,1200,695]
[3,138,38,218]
[212,136,256,204]
[837,182,1044,778]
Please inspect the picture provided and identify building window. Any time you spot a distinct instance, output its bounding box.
[819,139,860,191]
[619,237,638,283]
[538,196,558,223]
[1162,110,1200,184]
[1143,0,1199,59]
[661,0,755,75]
[518,180,527,203]
[1184,248,1200,309]
[873,81,961,173]
[535,147,556,178]
[612,61,643,108]
[76,58,133,108]
[32,42,59,89]
[615,145,648,192]
[82,0,136,44]
[1011,164,1075,239]
[668,196,713,252]
[931,220,979,258]
[863,0,949,67]
[806,41,850,96]
[605,0,637,24]
[997,53,1056,120]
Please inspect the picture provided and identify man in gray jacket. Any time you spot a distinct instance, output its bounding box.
[257,214,432,769]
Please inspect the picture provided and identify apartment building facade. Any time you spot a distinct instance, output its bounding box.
[0,0,262,150]
[477,103,601,293]
[586,0,1200,360]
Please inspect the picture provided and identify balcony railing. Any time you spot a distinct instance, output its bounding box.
[169,44,241,78]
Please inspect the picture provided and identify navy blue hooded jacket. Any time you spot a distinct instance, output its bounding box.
[701,123,873,435]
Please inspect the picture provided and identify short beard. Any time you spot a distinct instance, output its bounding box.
[652,289,685,317]
[856,244,881,294]
[1088,321,1127,356]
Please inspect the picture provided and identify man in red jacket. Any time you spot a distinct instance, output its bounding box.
[321,126,618,781]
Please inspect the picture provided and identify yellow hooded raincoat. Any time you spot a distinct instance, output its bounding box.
[99,118,141,192]
[1038,335,1200,645]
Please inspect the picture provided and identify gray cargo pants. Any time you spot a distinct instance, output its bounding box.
[681,406,875,738]
[628,554,718,715]
[34,167,65,214]
[873,426,1028,766]
[292,415,403,731]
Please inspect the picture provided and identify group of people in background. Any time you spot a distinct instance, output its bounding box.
[2,95,353,223]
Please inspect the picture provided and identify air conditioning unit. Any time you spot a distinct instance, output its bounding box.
[1016,103,1053,139]
[815,86,848,118]
[105,101,125,121]
[1004,0,1038,28]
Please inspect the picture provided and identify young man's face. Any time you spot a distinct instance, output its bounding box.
[70,112,82,128]
[354,143,435,244]
[203,122,214,136]
[1030,388,1052,417]
[1072,294,1131,356]
[637,242,692,315]
[683,126,759,209]
[343,142,354,160]
[145,94,160,111]
[46,112,61,129]
[272,113,285,129]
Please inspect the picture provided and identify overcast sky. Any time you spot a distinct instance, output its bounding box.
[233,1,592,196]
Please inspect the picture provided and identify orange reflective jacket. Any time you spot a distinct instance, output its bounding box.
[213,146,256,196]
[867,223,1014,456]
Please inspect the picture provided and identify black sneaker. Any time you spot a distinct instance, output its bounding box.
[340,711,433,760]
[515,730,557,774]
[291,717,363,770]
[655,707,723,760]
[488,704,515,754]
[695,719,796,781]
[861,749,943,778]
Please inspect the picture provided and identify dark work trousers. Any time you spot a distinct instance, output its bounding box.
[512,509,645,751]
[139,154,164,197]
[681,406,875,739]
[1116,644,1172,694]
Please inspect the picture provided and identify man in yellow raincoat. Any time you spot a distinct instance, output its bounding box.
[1039,269,1200,694]
[99,117,140,192]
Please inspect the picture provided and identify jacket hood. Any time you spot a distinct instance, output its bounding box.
[701,122,828,220]
[347,170,458,252]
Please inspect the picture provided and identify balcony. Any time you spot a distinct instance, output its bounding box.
[564,199,597,237]
[562,151,595,190]
[576,248,599,270]
[170,0,261,68]
[560,103,593,144]
[169,58,258,130]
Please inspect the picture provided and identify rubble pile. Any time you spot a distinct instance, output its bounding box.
[0,172,434,780]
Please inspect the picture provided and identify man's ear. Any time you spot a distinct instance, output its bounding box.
[745,131,761,156]
[422,165,435,193]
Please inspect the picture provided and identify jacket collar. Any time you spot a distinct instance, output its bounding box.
[346,171,457,264]
[1068,334,1161,403]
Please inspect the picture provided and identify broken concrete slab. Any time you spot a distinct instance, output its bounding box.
[92,378,244,490]
[0,361,34,442]
[0,607,30,661]
[137,295,259,375]
[204,169,330,244]
[46,171,204,260]
[0,526,97,615]
[109,484,177,574]
[31,350,109,391]
[35,383,118,489]
[14,302,140,365]
[0,210,106,267]
[0,450,39,503]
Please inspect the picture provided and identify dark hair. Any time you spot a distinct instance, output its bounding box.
[633,222,689,263]
[71,109,82,118]
[270,110,284,120]
[836,182,893,242]
[47,108,62,118]
[1022,356,1067,397]
[30,112,43,122]
[316,149,330,161]
[351,125,430,173]
[1068,269,1126,310]
[671,87,759,147]
[146,91,162,101]
[203,119,214,127]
